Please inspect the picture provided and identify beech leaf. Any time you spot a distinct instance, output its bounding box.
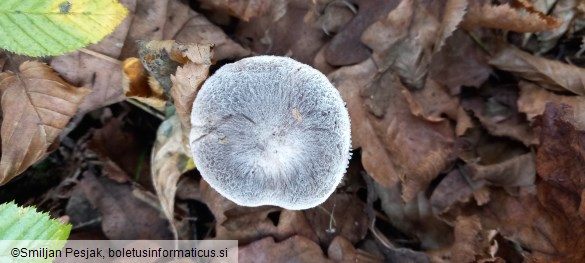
[0,61,90,185]
[0,0,128,56]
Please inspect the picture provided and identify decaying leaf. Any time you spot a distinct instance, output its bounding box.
[375,183,453,250]
[236,0,326,66]
[461,85,538,146]
[79,172,173,239]
[0,61,90,185]
[198,0,276,21]
[304,194,369,248]
[239,236,333,263]
[361,0,439,89]
[170,43,213,138]
[434,0,468,53]
[123,57,166,111]
[518,81,585,130]
[327,236,384,263]
[200,180,319,244]
[330,59,454,201]
[490,46,585,96]
[463,1,561,32]
[151,115,193,239]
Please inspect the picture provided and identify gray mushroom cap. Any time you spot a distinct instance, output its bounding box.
[189,56,351,210]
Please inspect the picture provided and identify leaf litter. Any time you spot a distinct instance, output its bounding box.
[3,0,585,262]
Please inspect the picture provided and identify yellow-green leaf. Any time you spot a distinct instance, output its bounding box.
[0,201,71,263]
[0,0,128,57]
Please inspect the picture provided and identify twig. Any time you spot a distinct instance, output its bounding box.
[79,48,122,65]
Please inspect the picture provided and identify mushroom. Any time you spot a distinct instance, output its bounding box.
[190,56,351,210]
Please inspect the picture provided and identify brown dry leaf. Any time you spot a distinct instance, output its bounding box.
[518,81,585,129]
[375,183,453,249]
[456,107,474,136]
[434,0,468,53]
[461,86,538,146]
[463,2,561,32]
[151,115,193,239]
[79,172,173,239]
[327,236,383,263]
[362,0,440,89]
[123,57,166,111]
[450,215,483,263]
[429,30,492,94]
[236,0,327,66]
[319,0,399,66]
[535,0,577,53]
[402,78,459,122]
[170,44,213,139]
[87,116,152,184]
[200,180,318,244]
[527,103,585,262]
[239,236,333,263]
[0,61,90,185]
[467,153,536,188]
[330,59,454,201]
[304,194,368,248]
[490,46,585,96]
[198,0,275,21]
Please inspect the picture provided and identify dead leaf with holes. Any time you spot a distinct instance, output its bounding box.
[0,61,90,185]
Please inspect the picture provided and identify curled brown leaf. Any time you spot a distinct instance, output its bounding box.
[490,46,585,96]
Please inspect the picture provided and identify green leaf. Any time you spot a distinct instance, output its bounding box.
[0,0,128,57]
[0,201,71,263]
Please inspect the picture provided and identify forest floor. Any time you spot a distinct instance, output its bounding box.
[1,0,585,262]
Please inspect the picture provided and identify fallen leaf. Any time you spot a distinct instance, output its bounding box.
[170,44,213,138]
[0,61,90,185]
[361,0,440,89]
[321,0,399,66]
[429,30,492,94]
[198,0,275,21]
[467,153,536,188]
[123,57,166,111]
[0,0,128,56]
[87,115,153,185]
[151,115,193,239]
[375,183,453,249]
[461,84,538,146]
[518,81,585,130]
[402,78,459,122]
[330,59,454,201]
[304,193,368,248]
[200,181,319,244]
[327,236,383,263]
[535,0,577,53]
[79,172,173,239]
[490,46,585,96]
[434,0,468,53]
[236,0,326,66]
[239,236,333,263]
[463,2,561,32]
